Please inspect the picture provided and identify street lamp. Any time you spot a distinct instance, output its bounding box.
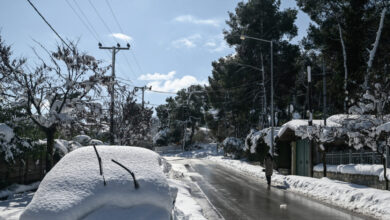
[240,34,275,157]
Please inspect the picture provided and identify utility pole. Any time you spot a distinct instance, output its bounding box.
[99,43,130,145]
[322,57,327,126]
[307,66,313,177]
[134,86,152,110]
[270,41,275,157]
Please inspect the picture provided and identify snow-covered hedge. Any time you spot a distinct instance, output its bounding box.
[20,146,177,220]
[222,137,244,158]
[0,123,32,162]
[244,129,270,162]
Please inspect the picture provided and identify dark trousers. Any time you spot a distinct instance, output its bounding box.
[266,175,271,185]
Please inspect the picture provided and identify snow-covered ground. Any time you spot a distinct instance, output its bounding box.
[0,192,34,220]
[314,163,390,181]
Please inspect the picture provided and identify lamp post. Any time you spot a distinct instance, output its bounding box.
[240,35,274,156]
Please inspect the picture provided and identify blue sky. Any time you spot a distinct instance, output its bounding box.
[0,0,310,108]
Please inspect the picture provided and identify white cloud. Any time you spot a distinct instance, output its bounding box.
[139,70,207,92]
[172,34,201,48]
[148,76,207,92]
[174,15,220,27]
[204,34,230,53]
[138,71,176,81]
[110,33,133,42]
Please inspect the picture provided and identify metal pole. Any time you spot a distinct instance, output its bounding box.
[142,86,145,110]
[270,41,275,157]
[183,91,192,151]
[308,66,313,176]
[322,57,327,126]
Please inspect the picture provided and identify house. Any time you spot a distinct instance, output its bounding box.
[276,118,343,176]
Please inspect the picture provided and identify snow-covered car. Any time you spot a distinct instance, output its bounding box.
[20,145,177,220]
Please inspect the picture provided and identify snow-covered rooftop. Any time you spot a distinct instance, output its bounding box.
[277,119,340,139]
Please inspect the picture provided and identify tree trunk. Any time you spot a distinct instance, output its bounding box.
[189,123,195,147]
[45,127,56,172]
[383,154,389,190]
[322,150,327,177]
[366,8,387,88]
[338,22,348,112]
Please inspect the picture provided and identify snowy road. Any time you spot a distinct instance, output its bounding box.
[180,159,376,220]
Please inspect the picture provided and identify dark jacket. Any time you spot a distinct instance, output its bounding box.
[264,154,273,176]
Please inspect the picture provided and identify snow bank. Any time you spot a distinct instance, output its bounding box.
[0,192,34,220]
[169,179,206,220]
[209,156,390,220]
[20,146,177,220]
[0,182,40,199]
[314,163,390,182]
[314,164,383,176]
[163,143,221,159]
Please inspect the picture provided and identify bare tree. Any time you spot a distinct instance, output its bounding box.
[2,41,109,171]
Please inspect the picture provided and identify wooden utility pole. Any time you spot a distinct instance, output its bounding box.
[99,43,130,145]
[134,86,152,109]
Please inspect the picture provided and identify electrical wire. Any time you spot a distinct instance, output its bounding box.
[104,0,144,75]
[26,0,71,49]
[87,0,137,78]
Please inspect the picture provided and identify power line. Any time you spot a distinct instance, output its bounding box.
[65,0,113,62]
[88,0,115,36]
[88,0,137,78]
[71,0,101,40]
[105,0,142,76]
[104,0,125,33]
[65,0,99,42]
[26,0,71,49]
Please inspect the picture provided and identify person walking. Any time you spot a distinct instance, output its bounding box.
[264,153,273,186]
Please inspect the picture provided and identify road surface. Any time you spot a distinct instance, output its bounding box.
[174,158,376,220]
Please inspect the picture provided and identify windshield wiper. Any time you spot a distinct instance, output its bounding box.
[111,159,139,189]
[93,145,106,186]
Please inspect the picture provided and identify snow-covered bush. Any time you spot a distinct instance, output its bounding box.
[73,135,92,146]
[153,128,169,146]
[0,123,33,162]
[20,146,177,220]
[222,137,244,158]
[0,123,20,162]
[244,129,270,162]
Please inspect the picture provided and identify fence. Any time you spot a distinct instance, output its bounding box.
[326,150,390,167]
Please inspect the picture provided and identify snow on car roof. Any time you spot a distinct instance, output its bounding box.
[20,145,177,220]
